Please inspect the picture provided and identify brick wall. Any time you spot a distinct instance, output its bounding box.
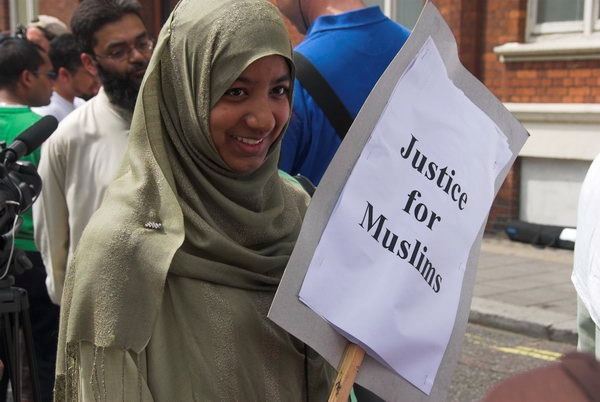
[430,0,485,77]
[480,0,600,231]
[38,0,78,28]
[0,0,9,34]
[486,160,520,233]
[481,0,600,104]
[8,0,164,35]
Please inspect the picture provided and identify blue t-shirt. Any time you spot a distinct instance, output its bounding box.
[279,7,410,184]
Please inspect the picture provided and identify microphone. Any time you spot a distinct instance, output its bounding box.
[3,115,58,166]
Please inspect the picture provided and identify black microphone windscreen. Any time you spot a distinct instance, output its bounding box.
[14,115,58,155]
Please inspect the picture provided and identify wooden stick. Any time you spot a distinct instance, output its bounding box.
[328,343,366,402]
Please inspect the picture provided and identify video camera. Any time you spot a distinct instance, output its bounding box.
[0,115,57,277]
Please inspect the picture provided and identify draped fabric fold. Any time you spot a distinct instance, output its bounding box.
[54,0,333,399]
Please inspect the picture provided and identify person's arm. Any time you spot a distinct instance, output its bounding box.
[33,137,70,304]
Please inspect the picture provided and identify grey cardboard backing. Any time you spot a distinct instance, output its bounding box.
[268,3,529,401]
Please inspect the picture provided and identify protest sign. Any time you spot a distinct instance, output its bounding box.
[269,3,529,401]
[298,34,512,395]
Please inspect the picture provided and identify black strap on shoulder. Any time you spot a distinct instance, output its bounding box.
[293,51,354,140]
[293,174,316,197]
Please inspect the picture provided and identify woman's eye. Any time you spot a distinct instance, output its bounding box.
[225,88,246,97]
[272,86,289,96]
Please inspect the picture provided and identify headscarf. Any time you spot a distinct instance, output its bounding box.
[55,0,312,397]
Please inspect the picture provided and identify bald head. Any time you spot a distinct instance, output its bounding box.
[276,0,367,34]
[26,15,70,52]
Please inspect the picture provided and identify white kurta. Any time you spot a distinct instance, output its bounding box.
[34,87,132,304]
[32,91,85,122]
[572,153,600,328]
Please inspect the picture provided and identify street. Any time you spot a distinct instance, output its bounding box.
[448,323,576,401]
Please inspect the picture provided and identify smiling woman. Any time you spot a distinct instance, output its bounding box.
[54,0,333,400]
[210,55,291,173]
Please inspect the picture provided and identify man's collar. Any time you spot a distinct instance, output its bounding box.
[306,6,387,36]
[0,102,27,108]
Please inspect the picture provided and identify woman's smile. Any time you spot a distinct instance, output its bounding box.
[231,134,266,146]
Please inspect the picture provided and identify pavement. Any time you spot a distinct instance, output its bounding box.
[469,236,578,345]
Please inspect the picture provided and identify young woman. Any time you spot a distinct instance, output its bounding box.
[54,0,333,400]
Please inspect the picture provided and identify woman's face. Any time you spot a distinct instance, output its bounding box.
[209,55,291,173]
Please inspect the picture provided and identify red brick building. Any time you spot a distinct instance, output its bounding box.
[435,0,600,232]
[2,0,597,233]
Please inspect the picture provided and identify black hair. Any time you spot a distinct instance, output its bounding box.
[0,38,45,89]
[71,0,143,55]
[49,33,83,73]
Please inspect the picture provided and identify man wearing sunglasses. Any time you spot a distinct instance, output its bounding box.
[0,36,57,401]
[34,0,152,307]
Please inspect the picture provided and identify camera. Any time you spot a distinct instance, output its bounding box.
[0,155,42,277]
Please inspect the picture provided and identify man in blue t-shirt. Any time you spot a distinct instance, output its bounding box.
[277,0,410,185]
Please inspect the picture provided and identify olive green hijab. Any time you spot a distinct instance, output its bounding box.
[54,0,328,399]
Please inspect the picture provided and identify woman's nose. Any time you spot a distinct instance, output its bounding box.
[245,97,276,133]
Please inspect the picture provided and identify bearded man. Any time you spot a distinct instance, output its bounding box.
[33,0,153,305]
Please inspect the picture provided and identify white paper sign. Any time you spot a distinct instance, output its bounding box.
[298,37,512,395]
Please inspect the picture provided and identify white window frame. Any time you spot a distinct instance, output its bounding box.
[527,0,600,41]
[378,0,426,28]
[496,0,600,62]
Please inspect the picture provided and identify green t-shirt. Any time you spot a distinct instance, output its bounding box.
[0,107,42,251]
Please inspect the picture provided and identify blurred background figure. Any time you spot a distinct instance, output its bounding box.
[32,33,100,121]
[0,36,58,402]
[34,0,152,306]
[572,152,600,359]
[25,15,69,52]
[482,352,600,402]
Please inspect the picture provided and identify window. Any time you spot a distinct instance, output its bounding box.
[496,0,600,62]
[364,0,426,30]
[527,0,600,40]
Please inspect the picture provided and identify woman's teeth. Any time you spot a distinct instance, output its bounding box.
[234,136,264,145]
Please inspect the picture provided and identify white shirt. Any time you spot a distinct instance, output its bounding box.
[32,91,85,122]
[572,153,600,327]
[34,87,132,304]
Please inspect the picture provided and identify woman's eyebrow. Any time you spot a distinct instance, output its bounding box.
[273,74,291,84]
[233,74,291,85]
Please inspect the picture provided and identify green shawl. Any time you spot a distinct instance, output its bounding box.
[54,0,332,399]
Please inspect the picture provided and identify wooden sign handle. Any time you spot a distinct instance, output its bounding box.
[328,343,366,402]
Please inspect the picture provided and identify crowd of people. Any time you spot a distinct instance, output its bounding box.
[0,0,598,400]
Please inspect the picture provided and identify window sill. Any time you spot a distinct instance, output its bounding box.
[494,40,600,62]
[506,103,600,161]
[505,103,600,124]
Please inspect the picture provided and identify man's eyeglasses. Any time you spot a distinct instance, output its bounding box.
[94,38,154,62]
[32,70,57,80]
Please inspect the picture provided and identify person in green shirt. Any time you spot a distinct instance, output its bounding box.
[0,36,56,402]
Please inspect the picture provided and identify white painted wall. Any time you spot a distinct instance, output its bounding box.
[506,103,600,228]
[520,157,590,227]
